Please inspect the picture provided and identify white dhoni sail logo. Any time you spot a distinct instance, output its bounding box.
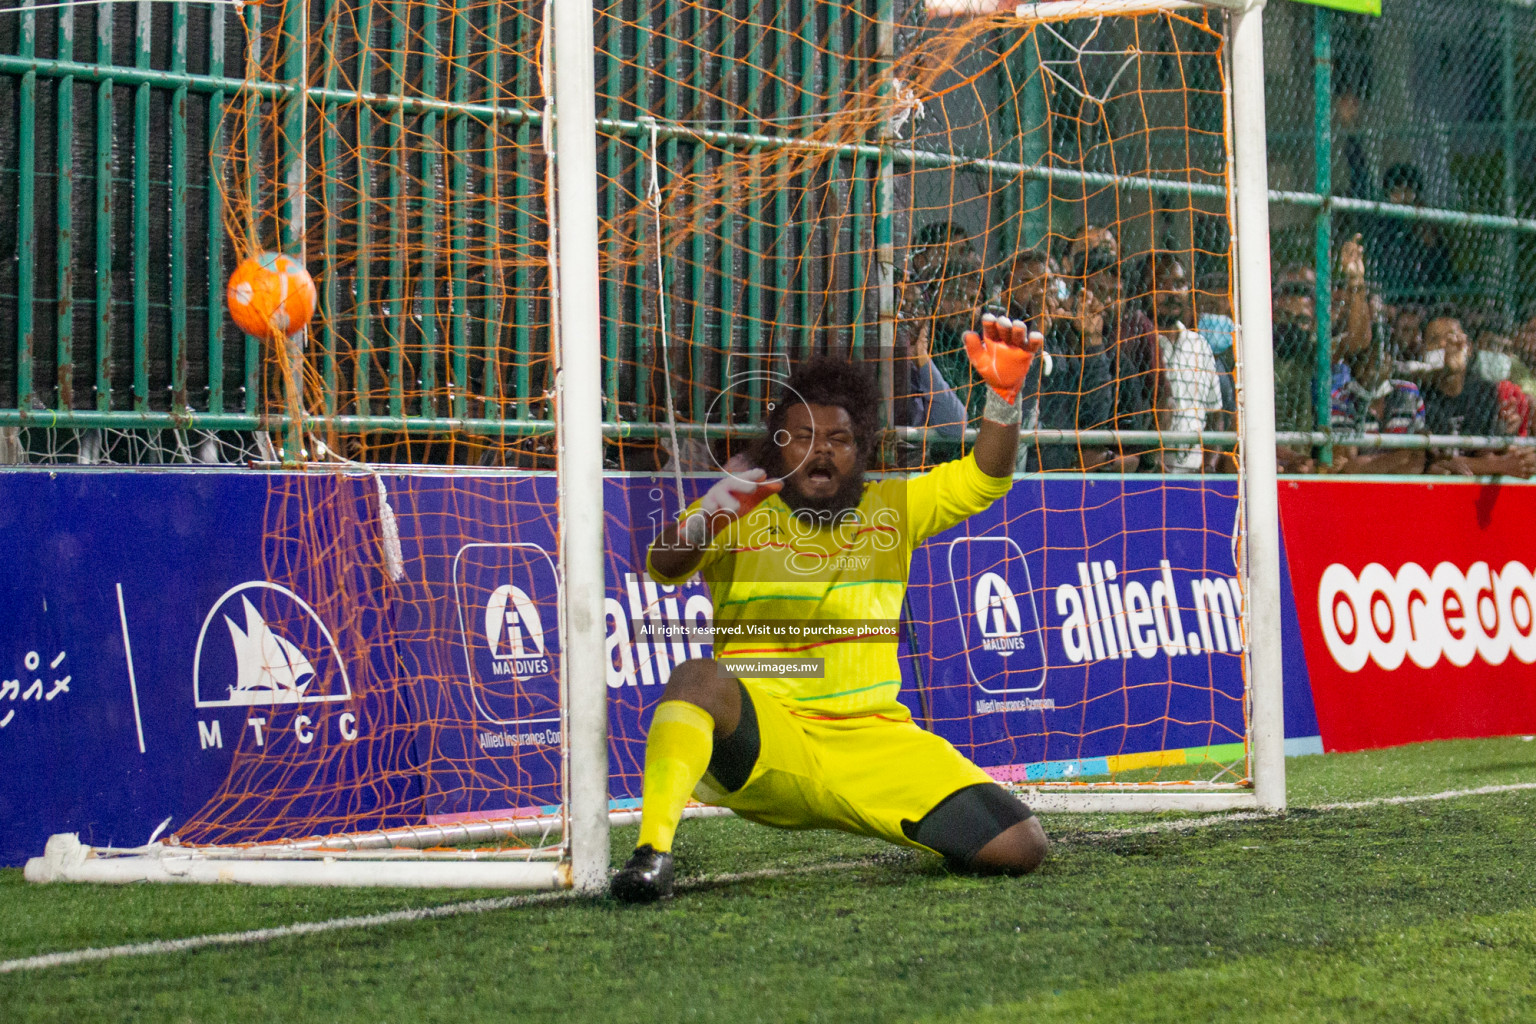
[223,596,317,704]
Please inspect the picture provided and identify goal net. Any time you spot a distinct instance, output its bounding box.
[26,0,1282,889]
[594,0,1283,814]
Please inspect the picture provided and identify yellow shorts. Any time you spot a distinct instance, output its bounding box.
[693,679,994,851]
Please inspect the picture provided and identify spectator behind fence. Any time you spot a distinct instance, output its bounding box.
[1271,235,1373,471]
[907,220,973,283]
[903,314,972,464]
[1497,380,1531,438]
[1471,319,1517,388]
[1138,252,1221,473]
[1333,53,1378,205]
[1067,223,1119,266]
[899,221,990,453]
[1420,310,1536,478]
[1077,244,1158,469]
[1325,377,1428,476]
[1388,303,1428,377]
[1370,164,1455,305]
[1004,249,1129,473]
[1196,268,1238,472]
[1196,271,1235,363]
[1002,250,1101,471]
[1508,302,1536,399]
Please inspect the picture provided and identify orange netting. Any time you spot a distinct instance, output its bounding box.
[179,0,1249,849]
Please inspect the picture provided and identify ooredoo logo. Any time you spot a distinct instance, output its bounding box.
[1317,560,1536,672]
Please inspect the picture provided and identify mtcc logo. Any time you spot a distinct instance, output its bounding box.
[975,572,1027,654]
[485,584,551,676]
[193,582,352,708]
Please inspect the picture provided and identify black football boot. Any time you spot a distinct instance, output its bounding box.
[611,843,675,903]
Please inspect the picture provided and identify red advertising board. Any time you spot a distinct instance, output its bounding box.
[1279,478,1536,752]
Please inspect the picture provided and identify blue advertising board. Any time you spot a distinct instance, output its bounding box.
[0,469,1316,866]
[906,476,1252,770]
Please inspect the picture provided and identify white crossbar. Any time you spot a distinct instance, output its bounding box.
[923,0,1249,20]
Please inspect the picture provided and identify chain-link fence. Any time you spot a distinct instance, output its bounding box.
[0,0,1531,468]
[1262,1,1536,471]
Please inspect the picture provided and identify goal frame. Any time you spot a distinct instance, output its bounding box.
[1229,0,1288,816]
[24,0,1283,890]
[1006,0,1285,815]
[25,0,613,893]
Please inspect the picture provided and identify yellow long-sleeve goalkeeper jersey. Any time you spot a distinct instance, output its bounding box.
[646,453,1012,719]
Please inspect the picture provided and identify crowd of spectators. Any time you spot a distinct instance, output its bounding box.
[897,190,1536,479]
[897,220,1237,474]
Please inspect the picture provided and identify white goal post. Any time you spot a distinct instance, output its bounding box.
[1228,0,1288,815]
[549,0,614,896]
[903,0,1285,816]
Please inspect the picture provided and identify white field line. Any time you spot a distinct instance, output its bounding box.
[0,858,886,975]
[1094,781,1536,837]
[1310,780,1536,811]
[0,892,569,974]
[6,781,1536,975]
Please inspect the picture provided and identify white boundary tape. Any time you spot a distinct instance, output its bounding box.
[1095,781,1536,836]
[6,781,1536,975]
[0,858,886,974]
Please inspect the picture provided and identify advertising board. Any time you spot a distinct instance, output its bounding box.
[1278,478,1536,752]
[1,469,1293,865]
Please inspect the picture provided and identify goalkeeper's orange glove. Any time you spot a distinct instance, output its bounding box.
[963,314,1044,405]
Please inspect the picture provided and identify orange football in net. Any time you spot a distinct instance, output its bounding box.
[227,252,317,337]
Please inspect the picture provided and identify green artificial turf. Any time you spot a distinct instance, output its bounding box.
[2,735,1535,1023]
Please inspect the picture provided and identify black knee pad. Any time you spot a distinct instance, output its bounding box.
[704,679,760,793]
[902,783,1034,867]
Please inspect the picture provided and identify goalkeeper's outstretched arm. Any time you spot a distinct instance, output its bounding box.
[972,398,1024,478]
[966,314,1043,478]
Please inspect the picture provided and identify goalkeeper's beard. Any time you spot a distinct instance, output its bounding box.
[778,464,867,521]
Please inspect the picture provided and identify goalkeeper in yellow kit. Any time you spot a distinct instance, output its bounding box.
[612,316,1048,902]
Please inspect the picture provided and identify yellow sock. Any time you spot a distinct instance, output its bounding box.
[636,700,715,853]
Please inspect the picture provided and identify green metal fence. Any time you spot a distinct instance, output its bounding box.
[1262,0,1536,451]
[0,0,1532,464]
[0,1,252,452]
